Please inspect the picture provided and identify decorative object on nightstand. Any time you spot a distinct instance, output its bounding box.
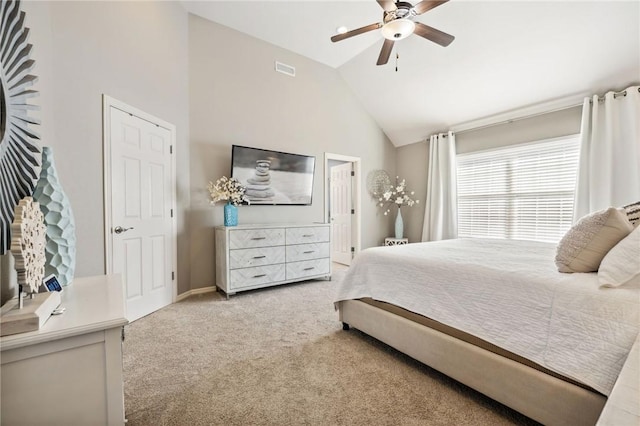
[385,237,409,246]
[372,175,419,239]
[32,147,77,286]
[1,197,61,336]
[207,176,249,226]
[10,197,46,294]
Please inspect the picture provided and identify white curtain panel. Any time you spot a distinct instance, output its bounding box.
[574,85,640,221]
[421,131,458,241]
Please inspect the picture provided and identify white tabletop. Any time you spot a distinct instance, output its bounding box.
[0,274,128,352]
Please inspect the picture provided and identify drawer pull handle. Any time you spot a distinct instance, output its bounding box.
[253,274,267,278]
[303,250,314,254]
[302,234,313,237]
[253,255,266,259]
[303,267,315,271]
[251,237,266,240]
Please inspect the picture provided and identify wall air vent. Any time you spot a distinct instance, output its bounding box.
[275,61,295,77]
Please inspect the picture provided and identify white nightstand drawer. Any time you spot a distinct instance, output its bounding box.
[286,242,330,262]
[286,258,330,280]
[230,264,285,289]
[229,228,285,249]
[286,226,330,245]
[229,246,286,269]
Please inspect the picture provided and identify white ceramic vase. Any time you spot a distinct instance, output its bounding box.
[395,207,403,239]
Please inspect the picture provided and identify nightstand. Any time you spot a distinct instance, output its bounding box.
[385,237,409,246]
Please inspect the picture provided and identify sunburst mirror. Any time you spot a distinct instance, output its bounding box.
[0,0,41,255]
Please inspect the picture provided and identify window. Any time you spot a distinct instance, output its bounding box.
[456,135,580,243]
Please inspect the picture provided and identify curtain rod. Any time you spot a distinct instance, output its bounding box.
[434,101,580,138]
[590,87,639,103]
[435,87,638,139]
[453,102,582,136]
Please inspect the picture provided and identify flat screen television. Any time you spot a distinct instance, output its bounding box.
[231,145,316,205]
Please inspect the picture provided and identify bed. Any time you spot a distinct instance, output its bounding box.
[335,238,640,425]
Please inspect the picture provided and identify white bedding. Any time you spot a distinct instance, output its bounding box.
[335,238,640,395]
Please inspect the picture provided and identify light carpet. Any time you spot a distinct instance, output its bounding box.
[123,266,539,425]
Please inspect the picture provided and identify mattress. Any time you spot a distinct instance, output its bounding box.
[335,238,640,395]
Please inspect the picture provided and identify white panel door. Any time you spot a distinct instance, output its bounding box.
[109,107,173,321]
[330,162,353,265]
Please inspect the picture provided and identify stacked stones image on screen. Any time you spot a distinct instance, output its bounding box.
[245,160,275,201]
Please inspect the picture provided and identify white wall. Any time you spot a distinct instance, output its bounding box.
[188,15,396,289]
[13,1,192,295]
[455,106,583,154]
[395,143,429,243]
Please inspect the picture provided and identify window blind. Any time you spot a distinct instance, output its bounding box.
[456,135,581,243]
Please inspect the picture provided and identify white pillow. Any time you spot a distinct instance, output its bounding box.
[555,207,634,273]
[599,226,640,288]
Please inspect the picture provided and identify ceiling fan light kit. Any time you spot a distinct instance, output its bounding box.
[381,19,415,40]
[331,0,454,66]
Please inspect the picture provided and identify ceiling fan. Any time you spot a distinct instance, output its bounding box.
[330,0,454,66]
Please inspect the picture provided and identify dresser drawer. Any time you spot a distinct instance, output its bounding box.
[230,264,285,289]
[286,258,330,280]
[216,223,331,297]
[229,246,285,269]
[229,228,285,249]
[286,242,330,262]
[285,226,330,245]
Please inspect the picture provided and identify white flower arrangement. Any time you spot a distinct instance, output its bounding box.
[373,176,419,215]
[207,176,250,206]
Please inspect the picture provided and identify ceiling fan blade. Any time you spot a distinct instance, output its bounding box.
[331,23,382,43]
[414,22,455,46]
[377,39,395,65]
[413,0,449,15]
[376,0,397,12]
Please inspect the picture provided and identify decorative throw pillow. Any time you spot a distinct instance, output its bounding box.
[555,207,634,273]
[623,201,640,227]
[599,226,640,288]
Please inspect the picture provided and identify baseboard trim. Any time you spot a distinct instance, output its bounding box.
[176,286,216,302]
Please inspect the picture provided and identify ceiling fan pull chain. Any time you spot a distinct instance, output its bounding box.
[396,52,399,72]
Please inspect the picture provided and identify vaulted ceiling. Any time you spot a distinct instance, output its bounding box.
[182,1,640,146]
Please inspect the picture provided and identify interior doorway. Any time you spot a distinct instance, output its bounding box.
[103,95,177,321]
[324,153,361,266]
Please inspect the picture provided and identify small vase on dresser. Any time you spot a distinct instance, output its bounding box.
[224,202,238,226]
[207,176,248,227]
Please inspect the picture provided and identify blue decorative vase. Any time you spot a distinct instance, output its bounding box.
[32,147,76,286]
[224,202,238,226]
[395,207,403,239]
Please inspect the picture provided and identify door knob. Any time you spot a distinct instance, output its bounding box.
[114,226,134,234]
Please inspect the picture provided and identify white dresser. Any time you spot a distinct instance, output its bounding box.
[215,223,331,296]
[0,275,128,425]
